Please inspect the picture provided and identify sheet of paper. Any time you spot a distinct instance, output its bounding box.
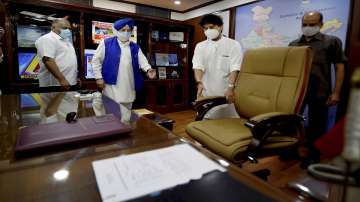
[92,144,226,202]
[133,108,154,116]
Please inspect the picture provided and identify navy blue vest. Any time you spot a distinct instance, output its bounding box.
[102,37,144,91]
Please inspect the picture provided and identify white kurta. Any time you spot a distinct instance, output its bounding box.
[192,36,243,97]
[92,39,151,103]
[92,93,132,123]
[35,31,78,87]
[40,92,79,123]
[192,36,244,119]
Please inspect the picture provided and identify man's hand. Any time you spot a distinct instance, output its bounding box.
[147,69,156,79]
[196,82,204,99]
[77,79,82,88]
[59,78,70,90]
[96,79,105,91]
[225,88,235,103]
[326,92,340,106]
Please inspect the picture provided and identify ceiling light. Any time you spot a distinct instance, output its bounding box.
[174,1,181,5]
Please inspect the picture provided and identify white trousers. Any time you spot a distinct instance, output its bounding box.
[203,103,239,120]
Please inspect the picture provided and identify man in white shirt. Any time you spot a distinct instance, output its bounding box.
[92,18,156,111]
[192,14,243,119]
[35,19,78,89]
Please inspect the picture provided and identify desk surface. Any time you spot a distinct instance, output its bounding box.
[0,92,296,202]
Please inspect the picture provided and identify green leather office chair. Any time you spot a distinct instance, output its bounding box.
[187,46,313,164]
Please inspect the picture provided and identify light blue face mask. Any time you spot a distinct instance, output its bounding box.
[59,29,73,43]
[114,29,132,42]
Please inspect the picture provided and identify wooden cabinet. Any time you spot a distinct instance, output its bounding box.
[142,79,189,113]
[141,22,191,113]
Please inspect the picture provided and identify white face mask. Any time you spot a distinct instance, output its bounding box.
[302,26,320,37]
[204,28,220,40]
[113,27,131,42]
[59,29,73,43]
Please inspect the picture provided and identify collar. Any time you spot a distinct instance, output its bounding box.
[117,38,130,46]
[299,32,324,42]
[207,35,224,44]
[50,31,62,40]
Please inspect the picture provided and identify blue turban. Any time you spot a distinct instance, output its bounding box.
[114,18,134,30]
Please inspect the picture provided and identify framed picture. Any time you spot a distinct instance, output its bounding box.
[92,21,114,44]
[84,49,96,79]
[155,53,178,66]
[152,30,159,41]
[92,21,137,44]
[18,52,40,80]
[17,25,50,48]
[158,67,167,80]
[169,32,184,42]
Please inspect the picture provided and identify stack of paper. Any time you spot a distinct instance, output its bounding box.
[92,144,226,202]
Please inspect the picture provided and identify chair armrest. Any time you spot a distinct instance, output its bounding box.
[194,96,226,105]
[192,96,227,121]
[244,112,305,157]
[249,112,291,123]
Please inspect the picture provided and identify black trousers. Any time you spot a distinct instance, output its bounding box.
[304,98,329,144]
[301,74,330,146]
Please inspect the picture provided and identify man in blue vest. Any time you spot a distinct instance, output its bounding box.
[93,18,156,111]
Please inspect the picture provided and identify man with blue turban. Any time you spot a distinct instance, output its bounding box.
[93,18,156,111]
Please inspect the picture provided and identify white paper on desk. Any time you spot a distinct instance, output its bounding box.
[92,144,226,202]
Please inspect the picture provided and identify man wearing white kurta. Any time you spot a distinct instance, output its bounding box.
[40,92,79,124]
[193,14,243,119]
[35,19,78,89]
[92,18,156,112]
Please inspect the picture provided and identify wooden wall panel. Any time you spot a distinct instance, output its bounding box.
[185,16,206,102]
[186,17,205,102]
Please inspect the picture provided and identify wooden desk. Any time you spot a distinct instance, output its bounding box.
[0,92,296,202]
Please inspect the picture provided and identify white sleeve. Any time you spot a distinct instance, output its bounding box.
[92,40,106,79]
[192,44,205,71]
[230,42,243,72]
[36,37,57,59]
[138,48,151,72]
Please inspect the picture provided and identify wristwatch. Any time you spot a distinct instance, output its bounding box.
[228,83,235,88]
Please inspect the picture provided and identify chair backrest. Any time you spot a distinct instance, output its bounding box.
[234,46,313,119]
